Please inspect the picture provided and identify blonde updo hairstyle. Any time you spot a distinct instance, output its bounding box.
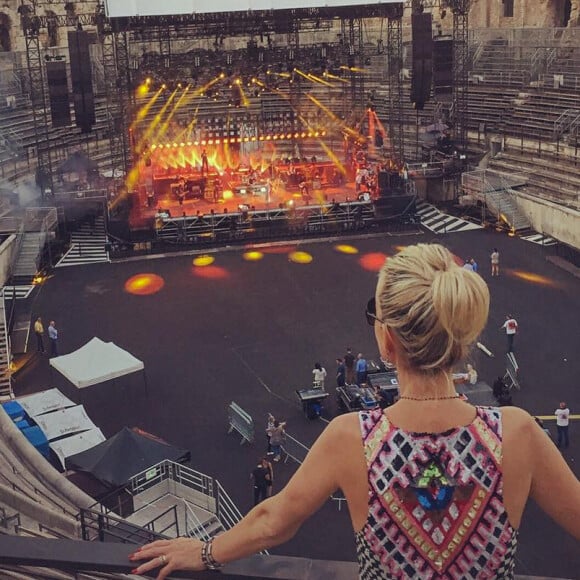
[377,244,489,373]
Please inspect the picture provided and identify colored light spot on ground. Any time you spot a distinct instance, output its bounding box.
[359,252,387,272]
[193,255,215,267]
[243,251,264,262]
[193,266,229,279]
[335,244,359,255]
[394,245,407,253]
[222,190,234,200]
[124,274,165,296]
[261,245,297,255]
[289,251,313,264]
[508,269,559,288]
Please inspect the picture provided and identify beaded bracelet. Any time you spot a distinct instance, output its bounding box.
[201,537,223,571]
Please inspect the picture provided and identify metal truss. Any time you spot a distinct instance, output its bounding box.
[450,0,470,155]
[21,5,54,196]
[386,6,405,163]
[156,201,375,244]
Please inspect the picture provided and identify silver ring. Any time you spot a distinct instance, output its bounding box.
[159,554,167,565]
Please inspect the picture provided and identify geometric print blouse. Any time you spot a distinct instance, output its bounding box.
[356,407,518,579]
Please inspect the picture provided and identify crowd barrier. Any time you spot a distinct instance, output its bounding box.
[281,432,310,465]
[227,401,255,445]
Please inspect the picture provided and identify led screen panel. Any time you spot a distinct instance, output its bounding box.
[104,0,399,18]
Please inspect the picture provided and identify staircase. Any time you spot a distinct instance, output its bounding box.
[0,296,12,400]
[12,232,44,279]
[56,216,109,267]
[461,169,530,232]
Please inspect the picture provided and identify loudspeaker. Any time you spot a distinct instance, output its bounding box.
[411,13,433,110]
[68,30,95,133]
[46,61,71,127]
[433,38,453,98]
[378,171,389,190]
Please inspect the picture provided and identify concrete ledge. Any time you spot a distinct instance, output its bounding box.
[546,255,580,279]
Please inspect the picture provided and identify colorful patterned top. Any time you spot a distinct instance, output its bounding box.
[356,406,518,579]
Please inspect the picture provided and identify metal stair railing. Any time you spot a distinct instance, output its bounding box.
[0,295,12,400]
[553,109,580,140]
[183,500,213,541]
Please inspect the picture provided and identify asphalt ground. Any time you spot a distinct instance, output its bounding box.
[14,227,580,579]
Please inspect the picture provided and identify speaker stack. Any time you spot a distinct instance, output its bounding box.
[46,60,71,127]
[68,30,95,133]
[410,13,433,110]
[433,38,454,99]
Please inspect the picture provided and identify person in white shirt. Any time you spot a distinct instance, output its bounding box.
[312,363,327,389]
[555,402,570,449]
[501,315,518,352]
[490,248,500,276]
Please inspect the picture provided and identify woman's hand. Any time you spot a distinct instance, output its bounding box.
[129,537,204,579]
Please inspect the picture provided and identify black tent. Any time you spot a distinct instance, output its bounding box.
[65,427,190,487]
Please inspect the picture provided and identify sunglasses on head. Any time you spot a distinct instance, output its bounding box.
[365,297,383,326]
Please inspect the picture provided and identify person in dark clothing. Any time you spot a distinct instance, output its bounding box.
[336,358,346,387]
[344,348,355,385]
[251,458,271,506]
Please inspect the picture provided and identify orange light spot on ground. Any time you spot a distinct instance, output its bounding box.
[124,274,165,295]
[193,255,215,267]
[508,269,559,288]
[335,244,359,255]
[359,252,387,272]
[193,266,229,279]
[289,251,313,264]
[261,245,297,255]
[243,251,264,261]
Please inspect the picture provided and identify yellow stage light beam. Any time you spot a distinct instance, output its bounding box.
[130,88,163,131]
[293,68,333,87]
[323,71,350,84]
[154,85,191,142]
[339,65,370,74]
[237,83,250,108]
[305,93,365,141]
[136,87,179,152]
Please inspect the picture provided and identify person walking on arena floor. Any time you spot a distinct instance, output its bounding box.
[251,458,271,506]
[48,320,58,357]
[265,413,275,454]
[344,347,355,385]
[130,243,580,580]
[34,317,45,353]
[269,420,286,462]
[312,362,327,389]
[356,352,368,385]
[555,402,570,449]
[336,358,346,387]
[491,248,500,276]
[501,314,518,352]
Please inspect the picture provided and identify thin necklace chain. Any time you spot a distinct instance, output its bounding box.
[399,393,461,402]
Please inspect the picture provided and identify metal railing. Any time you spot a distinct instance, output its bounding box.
[183,500,212,541]
[553,109,580,140]
[78,507,169,544]
[215,481,244,532]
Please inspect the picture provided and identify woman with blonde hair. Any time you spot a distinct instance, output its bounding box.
[130,243,580,579]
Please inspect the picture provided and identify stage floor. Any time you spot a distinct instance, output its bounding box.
[15,228,580,577]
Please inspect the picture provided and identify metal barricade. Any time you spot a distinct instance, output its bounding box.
[227,401,255,445]
[280,432,310,465]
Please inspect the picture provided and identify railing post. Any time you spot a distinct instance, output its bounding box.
[97,513,105,542]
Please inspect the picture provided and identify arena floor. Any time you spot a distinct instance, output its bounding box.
[14,227,580,578]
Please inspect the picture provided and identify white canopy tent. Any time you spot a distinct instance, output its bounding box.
[17,388,76,417]
[50,337,144,389]
[33,405,98,441]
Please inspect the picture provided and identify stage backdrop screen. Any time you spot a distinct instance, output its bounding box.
[104,0,399,18]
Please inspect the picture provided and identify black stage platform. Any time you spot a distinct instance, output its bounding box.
[13,228,580,578]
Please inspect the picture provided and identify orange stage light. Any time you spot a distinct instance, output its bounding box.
[193,255,215,267]
[335,244,359,255]
[124,274,165,296]
[359,252,388,272]
[223,190,234,200]
[289,251,313,264]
